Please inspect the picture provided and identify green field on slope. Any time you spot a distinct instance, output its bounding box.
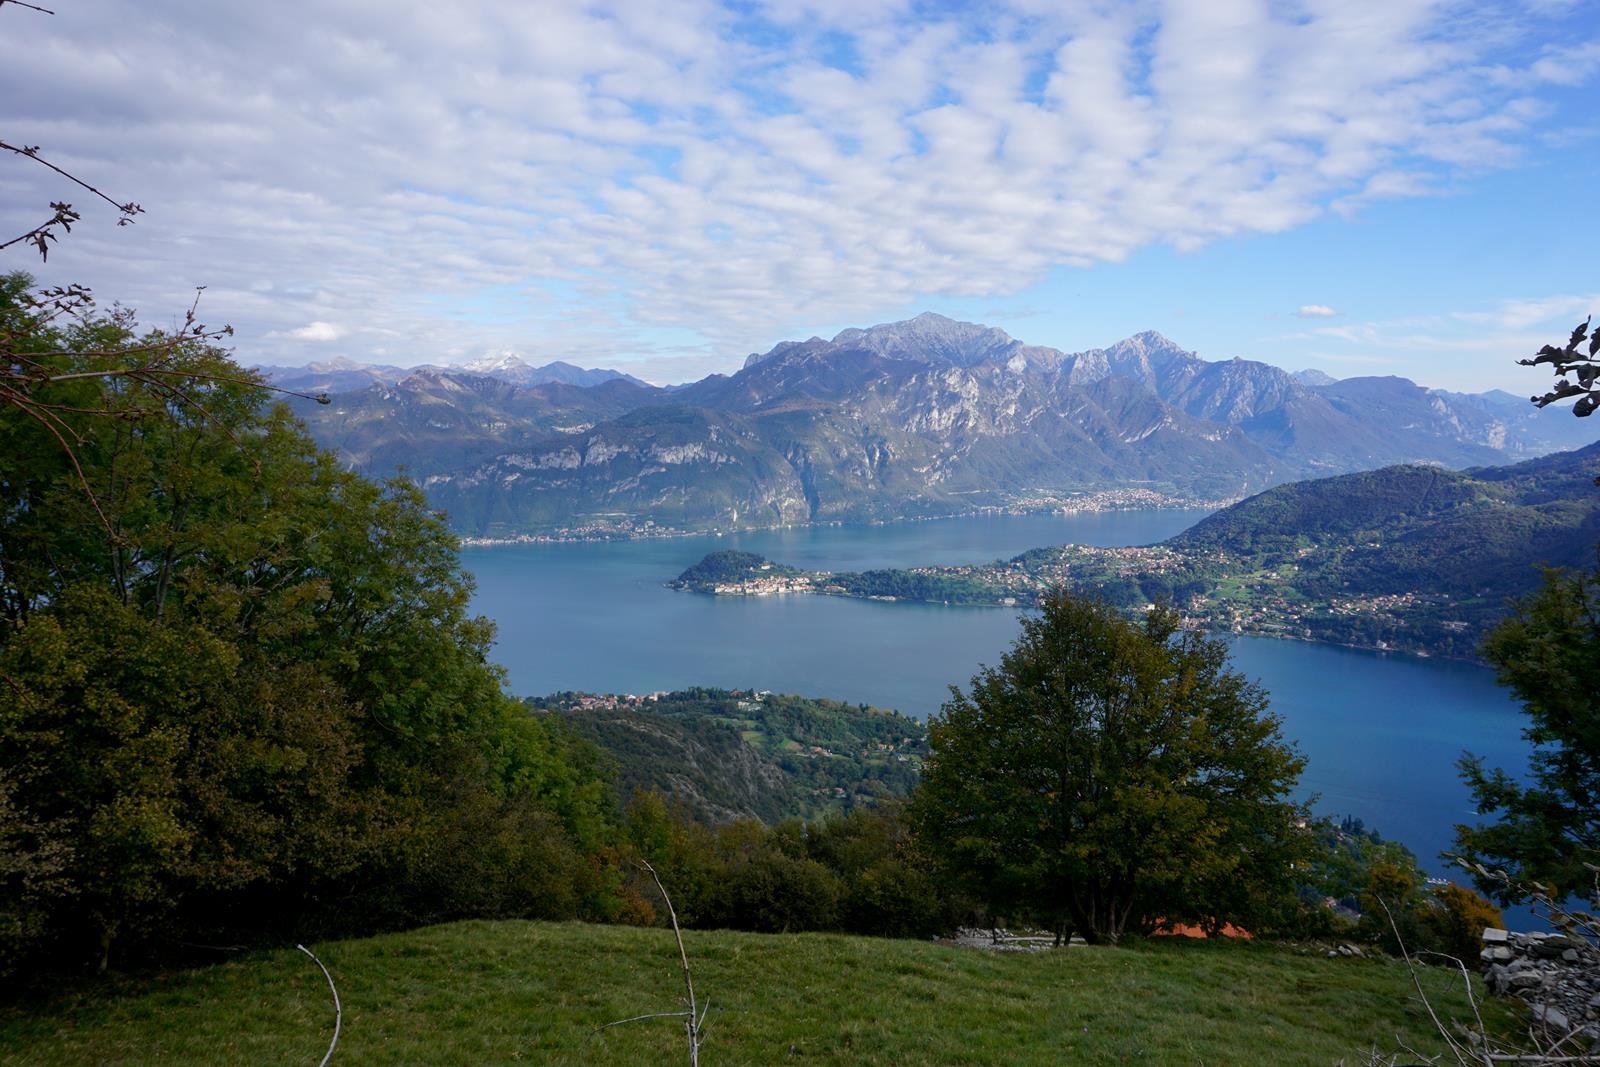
[1,920,1516,1065]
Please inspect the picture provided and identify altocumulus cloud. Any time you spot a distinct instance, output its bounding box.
[1296,305,1340,319]
[1,0,1595,373]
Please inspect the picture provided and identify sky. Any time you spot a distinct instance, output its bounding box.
[2,0,1597,392]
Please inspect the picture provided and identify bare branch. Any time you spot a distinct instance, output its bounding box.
[0,0,58,14]
[1416,951,1490,1048]
[595,860,705,1066]
[296,944,342,1067]
[641,858,702,1067]
[0,140,144,228]
[0,203,79,260]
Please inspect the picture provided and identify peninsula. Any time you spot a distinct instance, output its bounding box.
[671,443,1600,660]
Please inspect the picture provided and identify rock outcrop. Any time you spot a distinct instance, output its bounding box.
[1481,927,1600,1041]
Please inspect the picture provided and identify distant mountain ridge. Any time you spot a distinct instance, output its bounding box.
[285,312,1598,537]
[256,354,648,395]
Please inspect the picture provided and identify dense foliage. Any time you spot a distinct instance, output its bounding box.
[1456,562,1600,902]
[0,275,617,980]
[912,591,1308,944]
[621,793,961,938]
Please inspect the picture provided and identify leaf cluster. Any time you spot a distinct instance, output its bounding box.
[1520,317,1600,417]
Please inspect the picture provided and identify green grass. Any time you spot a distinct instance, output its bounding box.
[1,920,1516,1065]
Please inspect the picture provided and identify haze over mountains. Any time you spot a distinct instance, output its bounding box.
[271,313,1597,537]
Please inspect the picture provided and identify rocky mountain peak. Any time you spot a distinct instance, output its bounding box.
[830,312,1021,368]
[744,312,1026,372]
[461,352,533,374]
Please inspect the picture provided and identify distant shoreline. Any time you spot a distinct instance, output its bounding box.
[454,492,1234,547]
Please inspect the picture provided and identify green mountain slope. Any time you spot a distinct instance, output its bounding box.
[537,689,927,823]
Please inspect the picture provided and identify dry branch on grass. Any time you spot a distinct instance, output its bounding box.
[594,860,707,1066]
[296,944,342,1067]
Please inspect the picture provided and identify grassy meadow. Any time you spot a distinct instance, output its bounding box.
[0,920,1518,1065]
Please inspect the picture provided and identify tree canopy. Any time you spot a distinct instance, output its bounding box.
[912,590,1306,944]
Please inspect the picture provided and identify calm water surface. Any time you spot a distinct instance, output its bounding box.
[462,510,1531,884]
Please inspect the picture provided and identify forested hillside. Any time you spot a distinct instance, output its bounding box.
[539,689,926,822]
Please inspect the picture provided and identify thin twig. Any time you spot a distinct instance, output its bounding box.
[296,944,341,1067]
[592,1010,692,1032]
[1417,951,1490,1046]
[595,860,704,1066]
[11,396,113,536]
[0,140,142,222]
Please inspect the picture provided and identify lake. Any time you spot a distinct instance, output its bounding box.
[461,509,1532,890]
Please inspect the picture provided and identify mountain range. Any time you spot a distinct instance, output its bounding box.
[255,354,649,395]
[273,313,1596,536]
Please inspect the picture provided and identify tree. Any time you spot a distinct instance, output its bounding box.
[1455,564,1600,902]
[0,283,615,977]
[912,590,1306,944]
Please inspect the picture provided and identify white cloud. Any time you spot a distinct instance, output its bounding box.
[1,1,1594,376]
[1454,293,1600,329]
[1285,292,1600,391]
[1529,39,1600,86]
[1296,305,1340,319]
[288,321,347,342]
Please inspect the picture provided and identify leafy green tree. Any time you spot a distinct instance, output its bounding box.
[1455,565,1600,902]
[912,590,1306,944]
[0,275,616,977]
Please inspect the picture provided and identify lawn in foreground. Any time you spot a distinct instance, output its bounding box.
[1,919,1516,1065]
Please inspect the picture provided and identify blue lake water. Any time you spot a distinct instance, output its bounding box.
[461,509,1532,894]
